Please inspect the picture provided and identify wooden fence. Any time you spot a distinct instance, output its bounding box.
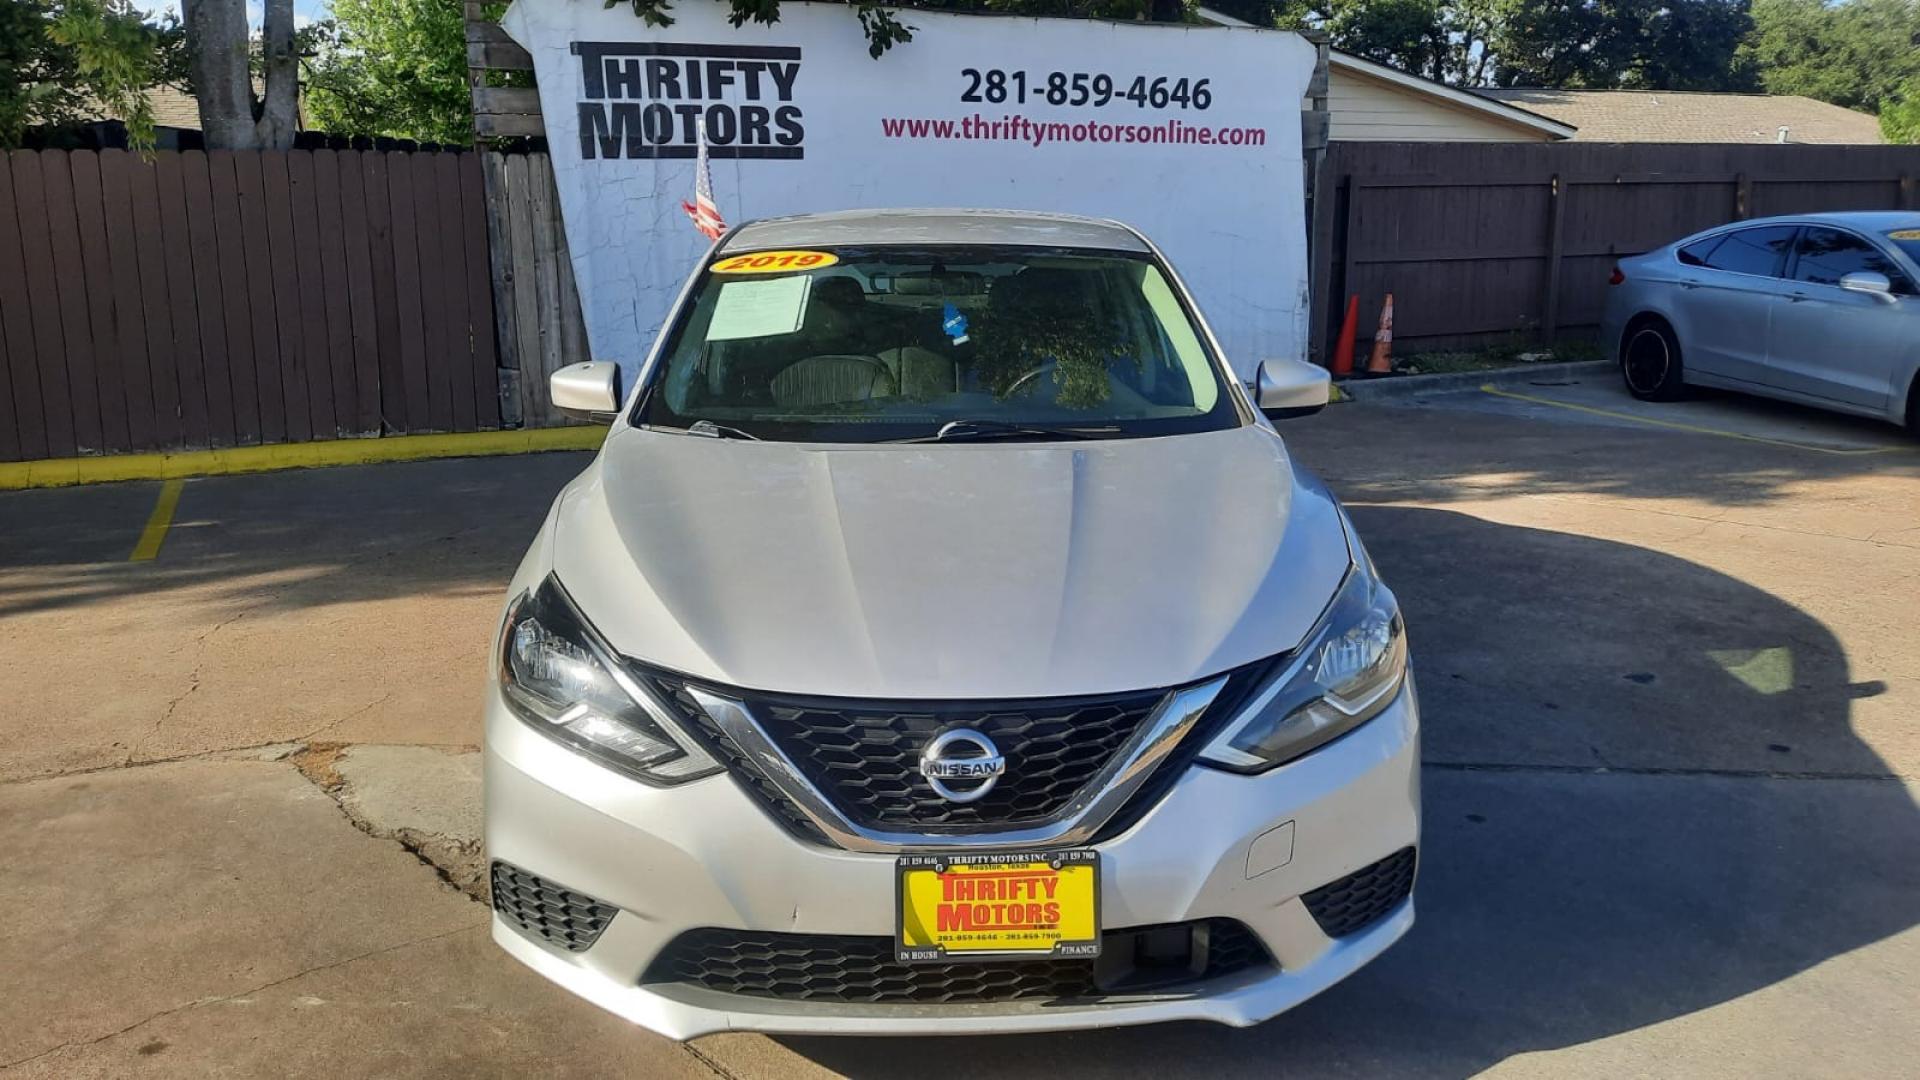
[1310,142,1920,357]
[482,152,590,428]
[0,148,500,463]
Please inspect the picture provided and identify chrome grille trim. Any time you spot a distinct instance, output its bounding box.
[687,676,1228,854]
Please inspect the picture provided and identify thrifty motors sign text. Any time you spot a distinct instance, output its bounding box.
[573,42,804,159]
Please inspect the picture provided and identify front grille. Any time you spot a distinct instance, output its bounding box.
[649,675,1166,833]
[643,919,1270,1004]
[490,861,617,953]
[1301,847,1417,938]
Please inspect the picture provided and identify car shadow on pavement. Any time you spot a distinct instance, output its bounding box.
[773,508,1919,1078]
[0,452,591,618]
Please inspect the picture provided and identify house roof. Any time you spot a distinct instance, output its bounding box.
[1474,89,1884,144]
[1328,52,1577,140]
[1191,9,1575,141]
[149,85,202,130]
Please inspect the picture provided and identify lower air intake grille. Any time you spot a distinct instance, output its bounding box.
[642,919,1270,1004]
[1301,847,1417,938]
[491,861,617,953]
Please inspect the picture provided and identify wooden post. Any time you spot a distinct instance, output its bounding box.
[1734,173,1752,220]
[1338,174,1359,348]
[1901,173,1917,211]
[1542,173,1565,342]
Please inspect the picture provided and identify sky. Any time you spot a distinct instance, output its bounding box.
[132,0,333,29]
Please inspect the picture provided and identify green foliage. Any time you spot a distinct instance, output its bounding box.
[303,0,477,144]
[1247,0,1755,88]
[1883,77,1920,143]
[1740,0,1920,113]
[47,0,169,149]
[1,0,176,149]
[1,0,83,145]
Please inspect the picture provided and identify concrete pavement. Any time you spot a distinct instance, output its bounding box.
[2,387,1916,1077]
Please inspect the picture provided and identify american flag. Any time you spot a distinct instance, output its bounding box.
[681,121,726,240]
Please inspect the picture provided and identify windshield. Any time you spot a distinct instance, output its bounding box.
[636,245,1243,443]
[1888,228,1920,267]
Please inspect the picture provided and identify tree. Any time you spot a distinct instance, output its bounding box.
[2,0,180,148]
[1740,0,1920,114]
[181,0,299,148]
[1219,0,1754,89]
[303,0,473,145]
[1883,77,1920,143]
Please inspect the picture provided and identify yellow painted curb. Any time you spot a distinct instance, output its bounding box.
[0,427,607,491]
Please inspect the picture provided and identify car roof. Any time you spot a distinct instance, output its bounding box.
[1716,211,1920,233]
[717,209,1153,255]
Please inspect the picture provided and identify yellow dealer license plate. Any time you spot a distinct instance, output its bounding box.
[895,850,1100,962]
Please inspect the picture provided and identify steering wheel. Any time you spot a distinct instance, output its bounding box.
[1003,358,1057,398]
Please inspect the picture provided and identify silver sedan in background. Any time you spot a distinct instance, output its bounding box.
[1601,212,1920,433]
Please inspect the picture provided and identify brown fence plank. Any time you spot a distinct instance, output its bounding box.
[0,159,37,460]
[207,152,261,443]
[96,151,157,449]
[38,151,105,453]
[360,152,405,434]
[503,154,544,424]
[10,151,77,457]
[311,150,361,437]
[154,152,210,448]
[474,154,514,424]
[179,151,237,447]
[126,154,185,447]
[233,152,289,443]
[335,152,383,434]
[66,152,129,452]
[458,153,501,428]
[528,155,566,425]
[259,152,310,441]
[285,152,336,438]
[384,152,432,431]
[409,154,455,431]
[431,153,478,431]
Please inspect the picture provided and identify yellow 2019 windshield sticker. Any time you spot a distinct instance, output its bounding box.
[712,250,839,274]
[1888,230,1920,241]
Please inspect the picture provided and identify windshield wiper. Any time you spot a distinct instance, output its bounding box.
[673,420,761,440]
[900,419,1121,444]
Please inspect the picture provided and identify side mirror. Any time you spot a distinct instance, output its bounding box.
[1255,358,1332,420]
[550,361,622,422]
[1839,271,1896,303]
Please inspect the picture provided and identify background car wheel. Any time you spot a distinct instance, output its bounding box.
[1621,319,1686,402]
[1906,379,1920,438]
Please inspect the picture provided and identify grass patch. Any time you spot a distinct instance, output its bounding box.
[1396,338,1606,376]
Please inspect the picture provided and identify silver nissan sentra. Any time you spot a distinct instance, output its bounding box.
[486,209,1420,1039]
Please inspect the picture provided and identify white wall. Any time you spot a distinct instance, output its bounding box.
[501,0,1318,385]
[1329,68,1552,143]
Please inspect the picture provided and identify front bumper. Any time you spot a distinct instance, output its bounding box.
[483,680,1421,1039]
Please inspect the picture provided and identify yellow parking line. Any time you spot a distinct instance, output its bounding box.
[129,478,185,562]
[1479,384,1910,457]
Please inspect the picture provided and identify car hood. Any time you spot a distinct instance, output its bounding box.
[551,424,1351,699]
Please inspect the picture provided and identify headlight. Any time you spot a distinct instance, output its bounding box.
[498,575,720,785]
[1199,565,1407,772]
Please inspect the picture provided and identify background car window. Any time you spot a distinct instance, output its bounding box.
[1793,227,1911,293]
[1700,226,1797,277]
[1677,236,1723,266]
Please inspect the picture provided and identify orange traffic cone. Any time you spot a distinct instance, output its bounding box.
[1365,293,1394,374]
[1330,295,1360,377]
